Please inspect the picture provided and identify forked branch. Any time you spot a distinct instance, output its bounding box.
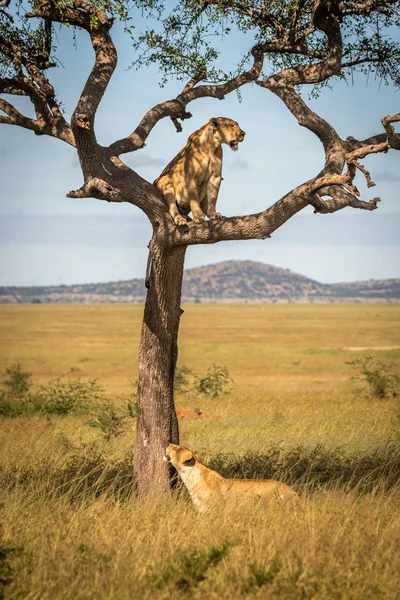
[109,48,264,156]
[25,0,117,174]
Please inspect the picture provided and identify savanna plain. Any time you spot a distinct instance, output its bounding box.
[0,304,399,599]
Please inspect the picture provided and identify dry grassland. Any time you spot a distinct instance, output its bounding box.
[0,304,399,599]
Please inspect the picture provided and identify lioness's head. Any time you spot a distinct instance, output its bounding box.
[164,444,202,469]
[210,117,245,151]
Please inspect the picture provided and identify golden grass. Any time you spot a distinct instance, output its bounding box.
[0,304,399,598]
[1,487,399,600]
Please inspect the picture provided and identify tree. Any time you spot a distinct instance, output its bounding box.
[1,0,399,496]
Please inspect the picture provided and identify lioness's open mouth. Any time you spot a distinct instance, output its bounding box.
[230,140,239,150]
[163,454,171,462]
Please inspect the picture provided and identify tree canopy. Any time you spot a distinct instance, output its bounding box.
[1,0,399,222]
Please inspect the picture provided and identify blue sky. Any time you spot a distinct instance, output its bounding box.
[0,11,399,286]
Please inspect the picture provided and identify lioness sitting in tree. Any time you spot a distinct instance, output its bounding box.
[154,117,245,226]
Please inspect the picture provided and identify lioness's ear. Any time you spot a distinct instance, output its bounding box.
[180,448,194,464]
[210,118,219,130]
[193,452,202,464]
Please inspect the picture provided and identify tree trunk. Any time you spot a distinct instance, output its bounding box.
[134,241,187,497]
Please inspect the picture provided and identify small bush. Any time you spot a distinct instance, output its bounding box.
[0,364,35,417]
[347,355,399,399]
[1,364,32,399]
[193,364,233,398]
[0,365,137,431]
[173,363,233,398]
[37,374,105,415]
[88,405,127,440]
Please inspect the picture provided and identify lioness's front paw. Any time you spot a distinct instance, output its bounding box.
[212,212,224,219]
[193,214,205,224]
[174,215,188,226]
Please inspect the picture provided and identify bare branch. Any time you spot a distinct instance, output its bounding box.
[309,187,380,212]
[342,57,385,69]
[159,173,382,248]
[346,113,400,161]
[351,160,375,188]
[0,97,46,133]
[0,92,74,144]
[340,0,398,16]
[108,48,264,156]
[66,178,122,201]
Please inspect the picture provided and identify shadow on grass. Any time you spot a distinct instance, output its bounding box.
[209,441,400,493]
[1,441,399,503]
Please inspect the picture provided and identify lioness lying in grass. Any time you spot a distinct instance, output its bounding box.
[164,444,297,513]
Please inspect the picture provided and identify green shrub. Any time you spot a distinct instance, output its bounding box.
[193,364,233,398]
[0,365,136,427]
[37,374,105,415]
[0,364,35,417]
[347,355,399,399]
[1,364,32,399]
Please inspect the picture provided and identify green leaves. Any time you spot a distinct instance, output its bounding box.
[128,0,400,91]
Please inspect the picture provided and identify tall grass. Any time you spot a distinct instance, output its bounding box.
[1,475,399,599]
[0,304,399,598]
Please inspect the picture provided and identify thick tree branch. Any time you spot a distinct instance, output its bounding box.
[157,108,399,247]
[0,28,74,144]
[0,97,46,133]
[26,1,117,177]
[259,82,344,172]
[309,186,380,212]
[159,175,384,248]
[346,132,400,151]
[0,77,28,96]
[0,93,74,144]
[290,0,308,41]
[340,0,398,16]
[66,177,121,201]
[108,48,264,156]
[260,0,343,88]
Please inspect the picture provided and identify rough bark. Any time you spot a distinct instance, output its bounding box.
[134,241,187,497]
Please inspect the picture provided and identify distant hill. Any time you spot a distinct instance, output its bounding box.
[0,261,399,304]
